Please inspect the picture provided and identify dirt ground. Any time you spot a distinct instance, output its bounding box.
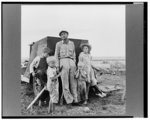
[21,74,126,116]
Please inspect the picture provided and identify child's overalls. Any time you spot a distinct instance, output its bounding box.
[34,57,48,100]
[77,70,90,102]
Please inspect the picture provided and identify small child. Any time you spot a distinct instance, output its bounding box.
[75,62,90,105]
[46,56,61,113]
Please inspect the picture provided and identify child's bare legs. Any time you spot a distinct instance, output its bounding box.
[83,82,90,105]
[38,100,42,107]
[35,70,47,107]
[48,99,52,113]
[48,99,55,113]
[34,78,42,107]
[59,93,64,106]
[48,92,57,113]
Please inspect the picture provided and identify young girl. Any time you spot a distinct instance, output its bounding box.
[75,62,90,105]
[79,43,106,98]
[46,56,61,113]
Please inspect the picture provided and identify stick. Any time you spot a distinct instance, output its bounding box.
[27,86,47,110]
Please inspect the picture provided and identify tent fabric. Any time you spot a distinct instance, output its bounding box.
[24,36,88,79]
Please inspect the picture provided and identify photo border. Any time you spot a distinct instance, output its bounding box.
[1,2,147,118]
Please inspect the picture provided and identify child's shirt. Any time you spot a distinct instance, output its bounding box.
[47,66,57,79]
[46,66,59,103]
[46,66,58,92]
[30,55,48,73]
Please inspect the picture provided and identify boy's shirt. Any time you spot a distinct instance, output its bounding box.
[29,56,41,74]
[47,67,57,78]
[46,66,58,92]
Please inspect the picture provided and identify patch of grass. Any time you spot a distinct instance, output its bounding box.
[21,75,126,116]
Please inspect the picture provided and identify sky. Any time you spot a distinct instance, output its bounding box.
[21,5,125,59]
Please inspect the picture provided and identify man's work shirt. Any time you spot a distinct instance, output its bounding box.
[55,40,76,62]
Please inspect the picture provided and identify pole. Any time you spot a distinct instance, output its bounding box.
[27,86,47,110]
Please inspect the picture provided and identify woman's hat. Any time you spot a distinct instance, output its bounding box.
[46,56,57,64]
[59,30,69,36]
[80,42,92,51]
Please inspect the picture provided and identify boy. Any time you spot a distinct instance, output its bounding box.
[30,47,51,106]
[46,56,61,113]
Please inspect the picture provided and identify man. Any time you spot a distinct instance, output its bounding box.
[55,30,78,104]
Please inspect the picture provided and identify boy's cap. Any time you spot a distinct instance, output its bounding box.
[42,47,51,53]
[80,42,92,51]
[59,30,69,36]
[46,56,57,64]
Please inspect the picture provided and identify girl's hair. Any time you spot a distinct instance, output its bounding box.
[82,45,91,54]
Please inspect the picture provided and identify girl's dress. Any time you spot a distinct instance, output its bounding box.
[78,52,97,86]
[47,66,59,103]
[75,69,89,102]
